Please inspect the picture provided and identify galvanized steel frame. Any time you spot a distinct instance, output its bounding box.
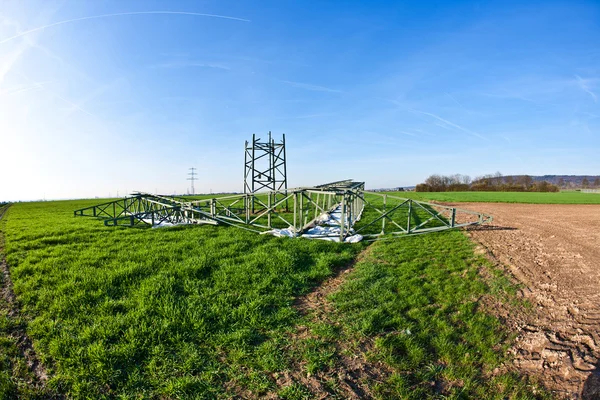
[244,132,288,211]
[73,193,218,227]
[74,183,492,241]
[353,191,492,238]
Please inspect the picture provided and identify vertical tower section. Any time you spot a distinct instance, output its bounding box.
[244,132,288,211]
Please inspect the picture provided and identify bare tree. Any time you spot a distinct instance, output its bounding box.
[582,178,590,188]
[519,175,533,190]
[424,175,447,191]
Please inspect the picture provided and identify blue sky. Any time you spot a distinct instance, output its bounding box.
[1,0,599,200]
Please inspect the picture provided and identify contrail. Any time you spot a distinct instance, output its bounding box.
[0,11,250,45]
[280,79,343,93]
[52,91,97,118]
[445,92,465,109]
[575,75,598,103]
[407,108,486,140]
[3,81,50,96]
[16,72,97,118]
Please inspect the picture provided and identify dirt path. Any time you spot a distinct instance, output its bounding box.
[268,246,390,399]
[459,203,600,399]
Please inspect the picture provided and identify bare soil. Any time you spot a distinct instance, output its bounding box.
[459,203,600,399]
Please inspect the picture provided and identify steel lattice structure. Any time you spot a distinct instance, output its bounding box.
[73,193,218,227]
[244,132,287,211]
[74,182,492,242]
[74,134,492,241]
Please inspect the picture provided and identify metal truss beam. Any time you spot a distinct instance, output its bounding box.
[73,193,217,227]
[74,184,492,241]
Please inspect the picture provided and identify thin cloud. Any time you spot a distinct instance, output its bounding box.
[51,92,97,117]
[156,61,231,71]
[236,56,310,67]
[64,80,120,117]
[445,92,465,109]
[2,80,52,96]
[407,108,486,140]
[17,72,97,118]
[350,131,409,147]
[49,91,97,118]
[0,30,35,85]
[0,16,96,89]
[399,129,435,137]
[577,111,599,120]
[5,85,41,96]
[279,80,343,93]
[0,11,250,45]
[292,113,332,119]
[575,75,598,103]
[480,91,541,105]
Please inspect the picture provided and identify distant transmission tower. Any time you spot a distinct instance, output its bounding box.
[188,167,198,195]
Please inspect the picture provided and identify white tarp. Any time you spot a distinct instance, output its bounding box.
[149,221,186,228]
[263,205,363,243]
[260,228,297,238]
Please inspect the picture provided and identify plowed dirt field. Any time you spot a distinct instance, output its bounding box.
[459,203,600,399]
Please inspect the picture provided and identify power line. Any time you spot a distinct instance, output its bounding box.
[187,167,198,195]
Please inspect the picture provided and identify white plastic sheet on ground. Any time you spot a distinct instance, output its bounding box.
[260,228,297,238]
[150,221,187,228]
[263,205,363,243]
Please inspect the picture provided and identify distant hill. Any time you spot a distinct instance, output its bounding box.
[510,175,600,188]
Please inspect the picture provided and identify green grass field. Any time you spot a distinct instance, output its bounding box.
[0,199,548,398]
[386,190,600,204]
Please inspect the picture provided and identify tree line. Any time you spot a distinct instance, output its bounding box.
[557,177,600,189]
[415,173,560,192]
